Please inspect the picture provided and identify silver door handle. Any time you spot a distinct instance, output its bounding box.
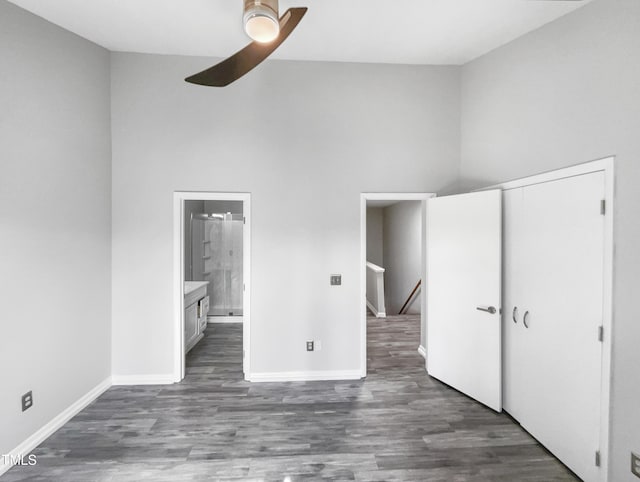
[523,310,530,328]
[512,306,518,323]
[476,306,497,314]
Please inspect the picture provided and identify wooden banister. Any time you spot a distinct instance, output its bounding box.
[399,279,422,315]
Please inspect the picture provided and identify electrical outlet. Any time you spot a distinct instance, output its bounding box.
[330,274,342,286]
[632,452,640,478]
[306,341,314,352]
[316,340,322,351]
[21,391,33,412]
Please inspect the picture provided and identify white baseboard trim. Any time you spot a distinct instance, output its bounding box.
[0,377,111,477]
[208,316,243,324]
[366,300,386,318]
[417,345,427,360]
[248,370,363,383]
[111,374,176,385]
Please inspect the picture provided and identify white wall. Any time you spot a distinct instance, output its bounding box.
[460,0,640,479]
[366,207,384,267]
[110,53,460,377]
[383,201,422,315]
[0,0,111,459]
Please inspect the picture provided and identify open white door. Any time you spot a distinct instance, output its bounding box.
[426,190,502,411]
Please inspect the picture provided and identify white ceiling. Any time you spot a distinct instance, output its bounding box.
[8,0,592,65]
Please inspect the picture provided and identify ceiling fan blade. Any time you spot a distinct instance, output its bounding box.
[185,7,307,87]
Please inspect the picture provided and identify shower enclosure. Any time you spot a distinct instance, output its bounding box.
[191,213,243,317]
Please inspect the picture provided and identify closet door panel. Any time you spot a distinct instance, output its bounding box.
[521,171,605,482]
[427,190,503,412]
[501,187,527,421]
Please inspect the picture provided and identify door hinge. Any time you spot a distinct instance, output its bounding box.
[243,349,245,359]
[243,283,245,292]
[598,325,604,342]
[595,450,601,467]
[243,216,246,224]
[600,199,606,215]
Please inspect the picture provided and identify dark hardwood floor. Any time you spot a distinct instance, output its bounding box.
[4,315,577,481]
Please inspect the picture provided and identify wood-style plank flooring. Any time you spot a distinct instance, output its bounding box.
[4,315,577,481]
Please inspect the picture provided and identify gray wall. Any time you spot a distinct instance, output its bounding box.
[460,0,640,479]
[184,200,204,280]
[0,0,112,458]
[383,201,422,315]
[366,207,384,267]
[110,53,460,377]
[204,200,243,214]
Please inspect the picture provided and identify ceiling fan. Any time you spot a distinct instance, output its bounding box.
[185,0,307,87]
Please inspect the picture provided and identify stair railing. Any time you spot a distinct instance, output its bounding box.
[399,279,422,315]
[366,261,387,318]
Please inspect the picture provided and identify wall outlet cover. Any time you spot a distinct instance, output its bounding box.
[22,391,33,412]
[330,274,342,286]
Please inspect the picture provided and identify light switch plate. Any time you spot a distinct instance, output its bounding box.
[632,452,640,478]
[330,274,342,286]
[306,341,314,352]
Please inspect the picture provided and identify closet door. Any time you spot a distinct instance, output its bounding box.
[427,190,502,412]
[521,172,605,482]
[501,187,529,421]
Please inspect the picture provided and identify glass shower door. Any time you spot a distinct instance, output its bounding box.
[192,213,243,317]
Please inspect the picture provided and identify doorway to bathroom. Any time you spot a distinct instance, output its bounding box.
[173,192,251,383]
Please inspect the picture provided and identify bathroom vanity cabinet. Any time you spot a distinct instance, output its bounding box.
[184,281,210,353]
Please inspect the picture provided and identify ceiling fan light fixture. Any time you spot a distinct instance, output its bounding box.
[185,4,307,87]
[243,0,280,43]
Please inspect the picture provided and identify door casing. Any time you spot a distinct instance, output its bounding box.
[173,192,251,382]
[360,192,436,378]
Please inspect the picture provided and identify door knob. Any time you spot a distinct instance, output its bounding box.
[476,306,497,314]
[512,306,519,323]
[523,311,530,328]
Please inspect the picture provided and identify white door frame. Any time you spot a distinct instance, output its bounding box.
[173,192,251,382]
[360,192,436,377]
[483,156,614,481]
